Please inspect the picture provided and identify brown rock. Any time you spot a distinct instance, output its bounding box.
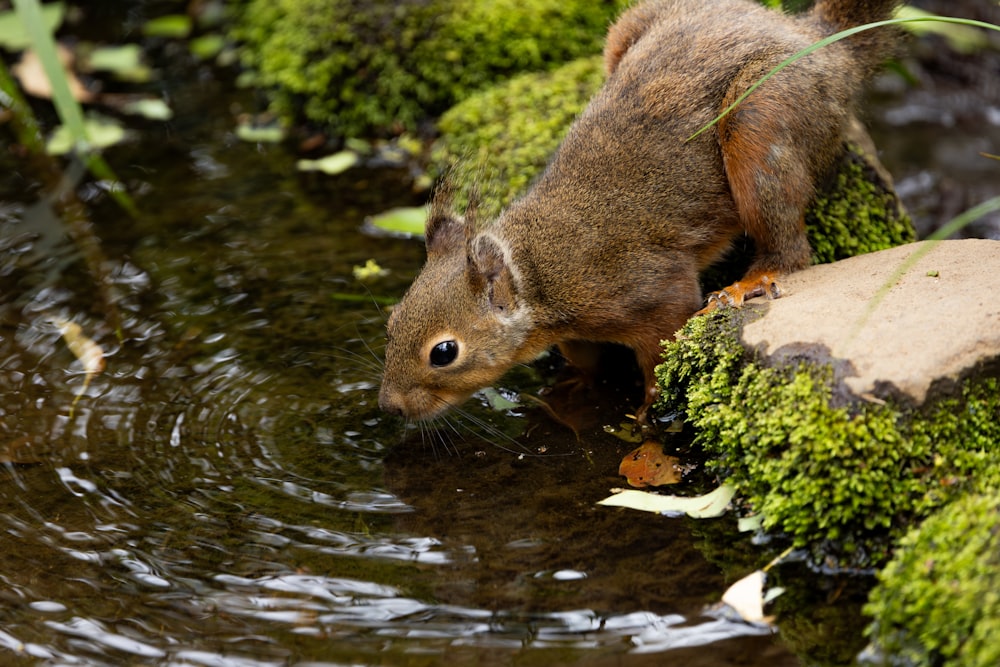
[740,239,1000,405]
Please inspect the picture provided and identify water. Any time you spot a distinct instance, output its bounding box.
[0,66,803,667]
[1,4,998,664]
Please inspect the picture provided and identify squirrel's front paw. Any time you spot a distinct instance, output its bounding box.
[697,270,783,315]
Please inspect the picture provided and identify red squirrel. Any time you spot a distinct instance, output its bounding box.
[379,0,900,422]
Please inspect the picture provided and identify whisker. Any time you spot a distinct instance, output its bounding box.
[448,405,537,457]
[325,345,383,375]
[357,335,386,368]
[385,384,576,459]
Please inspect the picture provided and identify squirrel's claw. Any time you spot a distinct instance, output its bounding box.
[696,270,783,316]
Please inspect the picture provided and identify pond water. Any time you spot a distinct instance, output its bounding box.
[1,5,998,666]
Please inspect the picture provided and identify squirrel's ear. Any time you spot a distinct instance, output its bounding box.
[425,211,464,257]
[468,234,517,315]
[604,2,658,75]
[424,179,466,256]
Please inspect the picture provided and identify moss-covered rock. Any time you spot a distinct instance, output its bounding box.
[864,490,1000,667]
[229,0,624,138]
[805,138,915,264]
[655,240,1000,661]
[655,302,1000,565]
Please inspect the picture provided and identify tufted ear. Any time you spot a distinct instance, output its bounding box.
[468,234,517,315]
[424,209,465,257]
[426,175,480,257]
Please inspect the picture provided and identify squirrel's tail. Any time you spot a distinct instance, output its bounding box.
[810,0,900,72]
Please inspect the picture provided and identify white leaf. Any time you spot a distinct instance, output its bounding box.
[51,317,104,375]
[722,570,768,624]
[737,514,764,532]
[597,483,735,518]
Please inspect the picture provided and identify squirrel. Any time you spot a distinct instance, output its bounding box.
[379,0,900,423]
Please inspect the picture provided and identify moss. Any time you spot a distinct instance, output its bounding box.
[432,56,606,217]
[655,311,1000,566]
[864,490,1000,667]
[230,0,623,138]
[806,145,915,264]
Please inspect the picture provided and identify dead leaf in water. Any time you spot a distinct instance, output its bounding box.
[0,3,65,51]
[619,441,682,487]
[0,436,43,465]
[51,317,105,413]
[717,547,791,625]
[721,570,775,625]
[12,44,95,103]
[352,258,388,281]
[296,150,359,175]
[597,484,735,518]
[603,421,643,444]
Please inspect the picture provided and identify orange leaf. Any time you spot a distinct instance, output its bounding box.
[619,441,682,488]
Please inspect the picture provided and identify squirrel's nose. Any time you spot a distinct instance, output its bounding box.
[378,386,404,417]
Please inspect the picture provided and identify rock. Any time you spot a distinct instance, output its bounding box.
[741,239,1000,405]
[653,239,1000,564]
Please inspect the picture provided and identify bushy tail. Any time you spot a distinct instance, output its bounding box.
[810,0,901,71]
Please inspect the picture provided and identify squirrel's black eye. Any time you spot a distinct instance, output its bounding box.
[429,340,459,367]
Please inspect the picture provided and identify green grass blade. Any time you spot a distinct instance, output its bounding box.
[85,152,139,217]
[12,0,138,216]
[13,0,89,151]
[688,16,1000,142]
[0,56,44,152]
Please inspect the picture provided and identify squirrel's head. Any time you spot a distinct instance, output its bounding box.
[379,199,536,421]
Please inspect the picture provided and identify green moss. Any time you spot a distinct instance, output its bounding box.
[806,144,915,264]
[864,490,1000,667]
[432,56,606,218]
[230,0,623,138]
[655,311,1000,565]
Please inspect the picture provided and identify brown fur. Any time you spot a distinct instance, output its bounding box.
[379,0,900,422]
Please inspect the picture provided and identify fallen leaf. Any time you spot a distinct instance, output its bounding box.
[51,317,105,414]
[0,435,42,465]
[597,483,735,518]
[142,14,192,39]
[603,421,644,444]
[85,43,151,82]
[737,514,764,532]
[352,258,388,281]
[296,150,359,175]
[895,6,989,53]
[189,34,225,60]
[481,387,520,412]
[235,117,285,143]
[364,206,428,237]
[12,45,94,102]
[52,318,105,375]
[47,116,126,154]
[619,440,682,487]
[721,570,772,624]
[121,97,173,120]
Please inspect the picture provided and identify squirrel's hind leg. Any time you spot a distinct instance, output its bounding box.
[706,59,833,311]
